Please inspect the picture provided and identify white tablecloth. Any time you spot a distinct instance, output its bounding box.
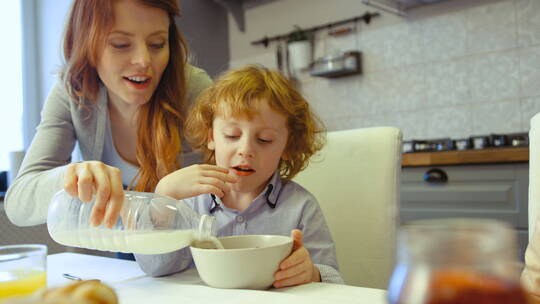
[47,253,387,304]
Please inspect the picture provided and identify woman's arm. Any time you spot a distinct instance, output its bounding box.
[5,81,76,226]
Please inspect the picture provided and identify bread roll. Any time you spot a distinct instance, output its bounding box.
[41,280,118,304]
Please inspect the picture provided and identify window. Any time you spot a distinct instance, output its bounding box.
[0,1,23,171]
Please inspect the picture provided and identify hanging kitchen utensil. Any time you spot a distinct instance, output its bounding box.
[276,38,283,74]
[285,40,293,80]
[328,27,353,37]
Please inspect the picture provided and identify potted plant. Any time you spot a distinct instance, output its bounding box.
[287,25,312,71]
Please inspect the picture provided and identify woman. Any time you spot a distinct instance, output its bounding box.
[5,0,235,228]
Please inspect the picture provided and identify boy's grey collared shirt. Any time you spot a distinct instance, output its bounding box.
[135,171,345,284]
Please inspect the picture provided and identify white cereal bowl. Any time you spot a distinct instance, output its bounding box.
[190,235,293,290]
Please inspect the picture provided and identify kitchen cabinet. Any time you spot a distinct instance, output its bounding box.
[362,0,454,16]
[213,0,276,32]
[401,163,529,260]
[178,1,229,77]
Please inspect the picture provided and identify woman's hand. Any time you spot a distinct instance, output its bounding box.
[273,229,321,288]
[155,164,237,199]
[64,161,124,228]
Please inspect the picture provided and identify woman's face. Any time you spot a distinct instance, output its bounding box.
[97,0,170,108]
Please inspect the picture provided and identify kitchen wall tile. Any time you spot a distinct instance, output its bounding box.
[520,45,540,98]
[362,112,401,129]
[355,27,390,72]
[467,50,521,104]
[466,0,517,55]
[384,22,425,70]
[358,22,424,72]
[353,69,395,114]
[397,111,431,140]
[353,66,425,115]
[390,65,426,112]
[421,12,468,62]
[326,112,402,133]
[425,106,473,139]
[520,96,540,130]
[352,67,425,115]
[301,79,340,122]
[301,76,362,121]
[471,99,522,135]
[516,0,540,48]
[324,114,369,131]
[424,59,470,108]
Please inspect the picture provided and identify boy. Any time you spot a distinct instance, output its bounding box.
[135,65,344,287]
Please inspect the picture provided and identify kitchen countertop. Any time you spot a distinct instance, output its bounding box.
[402,147,529,167]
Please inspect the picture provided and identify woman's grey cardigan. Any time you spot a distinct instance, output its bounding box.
[5,65,212,226]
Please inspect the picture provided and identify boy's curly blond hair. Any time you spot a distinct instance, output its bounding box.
[185,65,325,180]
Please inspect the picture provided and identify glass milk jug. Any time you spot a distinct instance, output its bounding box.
[47,190,220,254]
[387,218,529,304]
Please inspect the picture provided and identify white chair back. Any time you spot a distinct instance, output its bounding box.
[293,127,402,289]
[529,113,540,240]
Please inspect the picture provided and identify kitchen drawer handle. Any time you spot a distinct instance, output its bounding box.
[424,168,448,183]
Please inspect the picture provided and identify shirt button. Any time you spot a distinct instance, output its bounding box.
[236,216,244,223]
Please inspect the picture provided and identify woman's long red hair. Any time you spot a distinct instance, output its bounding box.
[61,0,188,191]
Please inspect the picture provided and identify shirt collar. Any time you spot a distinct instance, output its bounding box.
[208,171,284,214]
[265,170,283,208]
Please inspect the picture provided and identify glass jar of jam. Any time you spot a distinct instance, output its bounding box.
[387,218,529,304]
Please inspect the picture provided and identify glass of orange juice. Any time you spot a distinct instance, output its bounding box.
[0,244,47,301]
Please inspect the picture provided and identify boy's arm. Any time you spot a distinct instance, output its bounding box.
[298,195,345,284]
[134,248,194,277]
[133,197,202,277]
[314,263,345,284]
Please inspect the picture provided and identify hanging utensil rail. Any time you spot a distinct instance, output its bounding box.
[250,11,380,47]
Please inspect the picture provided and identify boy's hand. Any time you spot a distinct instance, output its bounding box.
[273,229,321,288]
[155,164,237,199]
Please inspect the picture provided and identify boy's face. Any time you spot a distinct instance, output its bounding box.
[208,101,289,195]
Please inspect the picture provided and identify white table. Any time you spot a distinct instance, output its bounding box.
[47,253,387,304]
